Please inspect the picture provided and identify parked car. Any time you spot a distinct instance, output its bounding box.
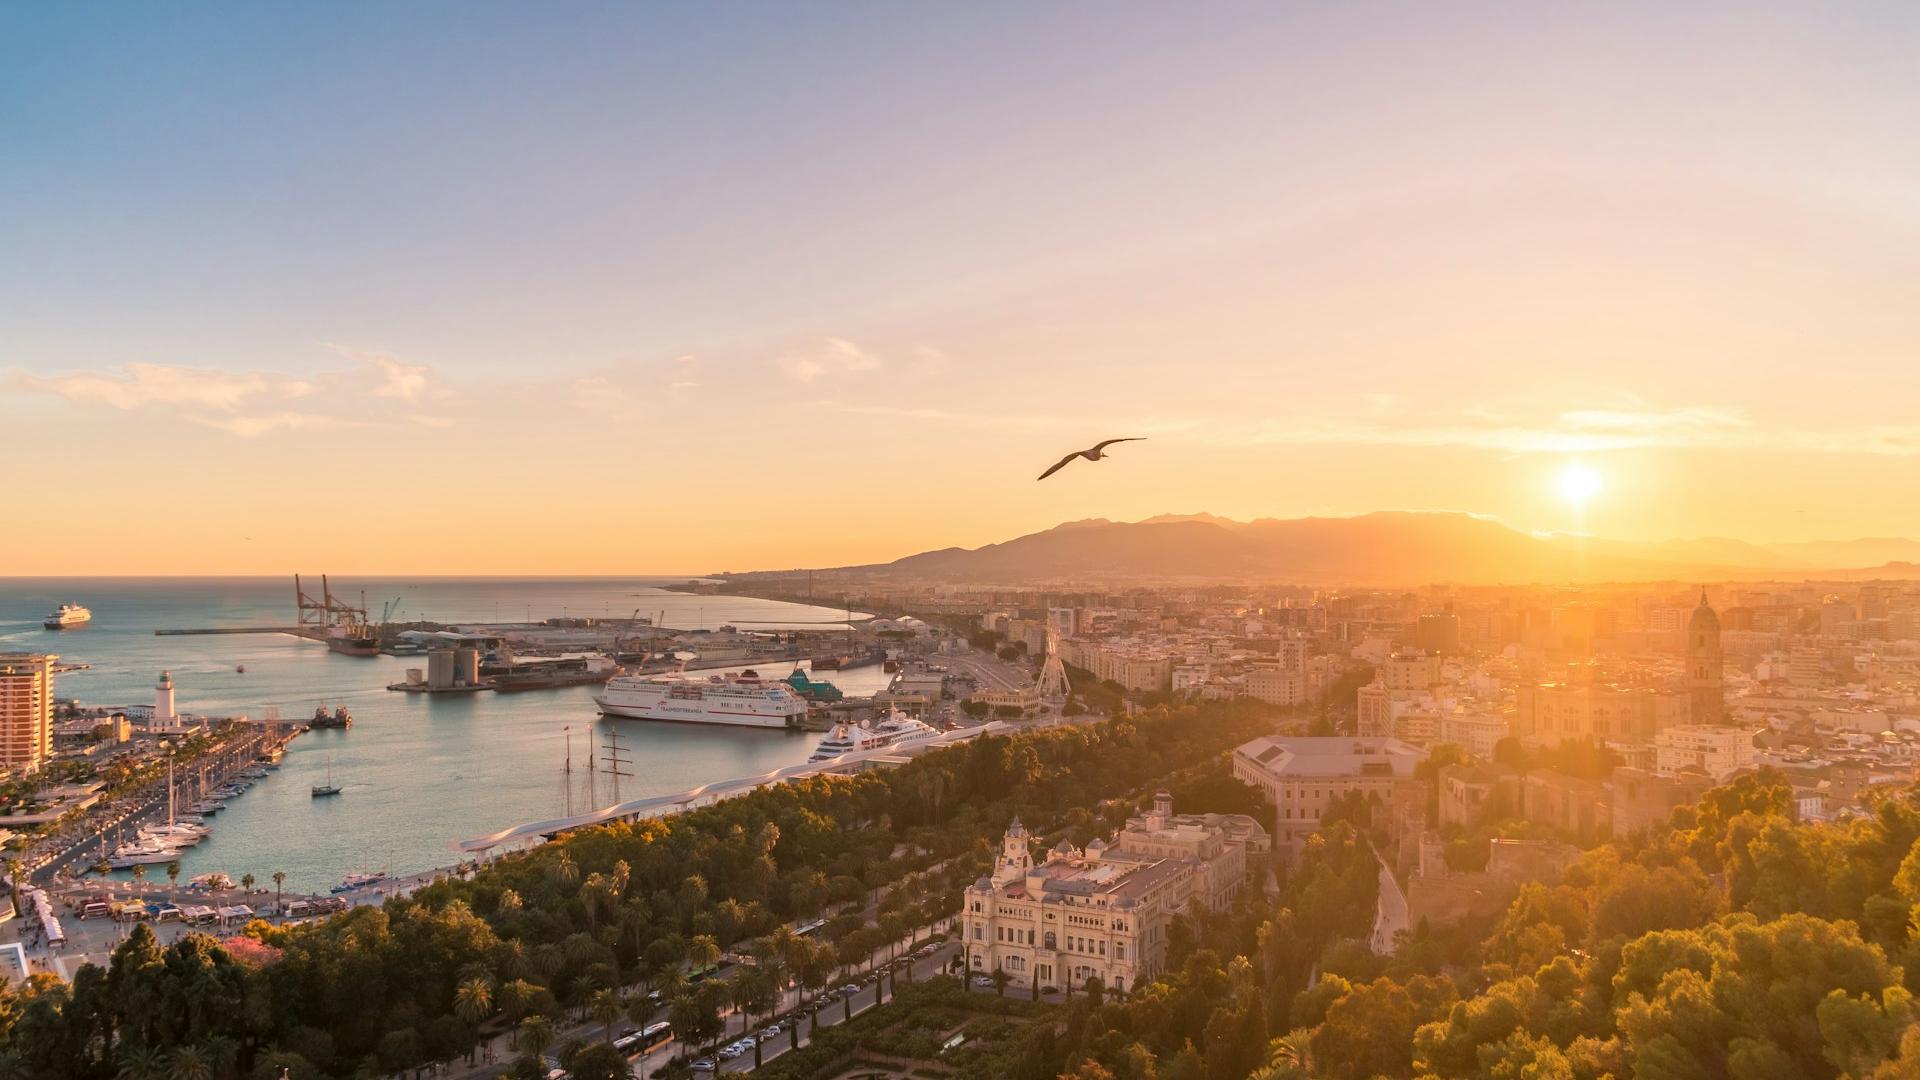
[971,975,996,988]
[690,1060,715,1073]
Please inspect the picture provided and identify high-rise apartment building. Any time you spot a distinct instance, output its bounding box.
[0,653,56,774]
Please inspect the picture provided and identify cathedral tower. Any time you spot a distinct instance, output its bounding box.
[1687,590,1724,725]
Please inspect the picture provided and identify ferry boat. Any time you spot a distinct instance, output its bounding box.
[596,669,809,729]
[808,709,941,762]
[43,603,92,630]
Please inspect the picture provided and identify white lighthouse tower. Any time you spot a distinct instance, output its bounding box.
[153,671,179,732]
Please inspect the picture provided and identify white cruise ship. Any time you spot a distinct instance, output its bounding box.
[596,669,808,729]
[43,603,92,630]
[809,709,942,762]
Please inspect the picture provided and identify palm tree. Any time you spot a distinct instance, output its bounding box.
[271,870,286,914]
[165,861,181,890]
[166,1045,213,1080]
[498,979,537,1043]
[740,966,780,1069]
[239,873,255,892]
[453,976,495,1064]
[798,940,836,1041]
[130,864,146,884]
[115,1047,167,1080]
[590,988,624,1043]
[687,933,722,974]
[92,858,112,878]
[518,1015,556,1064]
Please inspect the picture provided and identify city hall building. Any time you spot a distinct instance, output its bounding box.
[962,792,1267,994]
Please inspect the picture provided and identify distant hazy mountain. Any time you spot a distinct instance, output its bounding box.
[829,513,1920,586]
[1540,534,1811,570]
[1768,538,1920,568]
[864,512,1673,586]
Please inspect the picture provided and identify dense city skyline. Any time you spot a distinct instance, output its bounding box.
[7,4,1920,574]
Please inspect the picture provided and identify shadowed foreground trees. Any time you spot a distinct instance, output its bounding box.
[1031,769,1920,1080]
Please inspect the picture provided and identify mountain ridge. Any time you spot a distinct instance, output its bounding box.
[799,512,1920,587]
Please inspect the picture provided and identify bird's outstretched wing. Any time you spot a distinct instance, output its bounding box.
[1037,452,1081,481]
[1091,437,1146,453]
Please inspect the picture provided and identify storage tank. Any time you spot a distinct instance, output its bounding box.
[454,647,481,687]
[427,649,454,688]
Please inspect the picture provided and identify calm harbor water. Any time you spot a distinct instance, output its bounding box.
[0,577,889,892]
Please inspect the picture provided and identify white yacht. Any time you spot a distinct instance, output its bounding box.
[596,669,809,729]
[808,709,942,762]
[139,823,207,846]
[109,842,186,868]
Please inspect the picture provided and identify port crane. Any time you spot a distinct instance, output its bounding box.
[613,608,656,662]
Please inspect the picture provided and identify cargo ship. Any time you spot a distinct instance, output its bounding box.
[326,621,380,657]
[43,603,92,630]
[811,647,885,671]
[596,669,808,729]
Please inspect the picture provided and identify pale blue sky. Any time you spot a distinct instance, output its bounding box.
[4,4,1920,572]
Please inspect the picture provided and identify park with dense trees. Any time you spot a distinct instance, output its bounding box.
[0,700,1277,1078]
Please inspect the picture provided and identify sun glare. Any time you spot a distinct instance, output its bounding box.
[1558,463,1603,509]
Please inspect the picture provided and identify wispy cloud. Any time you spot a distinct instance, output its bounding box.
[191,412,364,437]
[811,399,1920,458]
[8,348,450,437]
[326,345,432,401]
[810,403,1078,430]
[1199,405,1920,456]
[13,362,295,412]
[774,337,883,383]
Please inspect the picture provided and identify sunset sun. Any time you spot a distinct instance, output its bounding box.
[1558,463,1603,510]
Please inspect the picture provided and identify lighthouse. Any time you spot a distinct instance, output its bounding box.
[154,671,179,732]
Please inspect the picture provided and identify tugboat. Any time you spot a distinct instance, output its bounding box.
[308,705,353,730]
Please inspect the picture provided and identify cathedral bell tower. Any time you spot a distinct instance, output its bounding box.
[1687,590,1724,725]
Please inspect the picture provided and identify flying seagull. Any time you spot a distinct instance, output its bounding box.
[1037,438,1146,481]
